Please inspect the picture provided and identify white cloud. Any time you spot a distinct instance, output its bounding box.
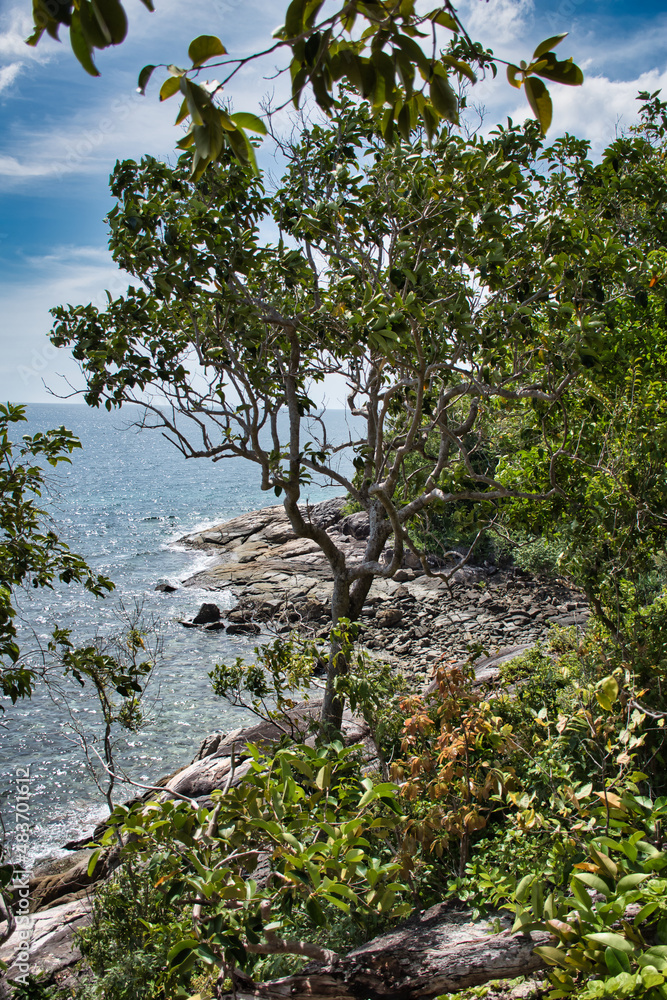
[0,89,180,188]
[456,0,535,51]
[0,245,131,403]
[0,5,57,76]
[496,67,667,156]
[0,61,21,93]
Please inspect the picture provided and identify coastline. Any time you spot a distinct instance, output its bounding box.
[0,497,590,987]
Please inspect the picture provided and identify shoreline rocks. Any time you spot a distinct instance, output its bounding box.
[175,497,589,684]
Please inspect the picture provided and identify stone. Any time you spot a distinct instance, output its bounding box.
[205,621,227,631]
[226,622,261,635]
[155,582,178,593]
[341,510,370,539]
[376,607,403,628]
[194,733,225,760]
[192,602,222,625]
[228,607,255,623]
[0,898,91,994]
[28,849,107,912]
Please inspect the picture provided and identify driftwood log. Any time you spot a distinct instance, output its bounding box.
[222,904,552,1000]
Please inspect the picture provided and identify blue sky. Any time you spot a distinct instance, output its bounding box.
[0,0,666,403]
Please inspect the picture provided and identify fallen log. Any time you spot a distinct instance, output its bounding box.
[221,904,553,1000]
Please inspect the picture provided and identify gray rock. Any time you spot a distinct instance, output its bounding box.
[226,622,261,636]
[193,602,222,625]
[155,582,178,593]
[376,607,403,628]
[0,898,91,993]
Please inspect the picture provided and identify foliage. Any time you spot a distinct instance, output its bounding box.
[49,102,647,727]
[25,1,583,179]
[74,857,190,1000]
[90,739,409,992]
[210,633,323,739]
[492,95,667,633]
[0,402,114,705]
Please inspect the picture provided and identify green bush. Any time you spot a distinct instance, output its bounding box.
[74,858,189,1000]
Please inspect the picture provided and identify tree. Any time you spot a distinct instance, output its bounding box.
[0,402,114,706]
[0,402,118,951]
[48,103,638,731]
[493,93,667,638]
[25,2,583,178]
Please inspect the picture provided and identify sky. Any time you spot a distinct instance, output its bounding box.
[0,0,666,403]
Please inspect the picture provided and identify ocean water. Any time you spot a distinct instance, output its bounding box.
[1,403,352,865]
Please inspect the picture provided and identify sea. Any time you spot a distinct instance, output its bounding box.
[1,403,352,867]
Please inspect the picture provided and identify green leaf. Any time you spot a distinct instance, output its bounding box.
[506,64,522,89]
[533,33,568,59]
[189,35,227,67]
[533,946,570,968]
[573,872,611,896]
[600,675,619,703]
[524,76,552,134]
[284,0,308,37]
[230,112,267,135]
[586,932,635,954]
[616,873,651,892]
[426,9,458,31]
[69,10,100,77]
[167,938,200,964]
[160,75,182,101]
[137,64,156,95]
[322,892,350,913]
[86,849,101,877]
[306,895,325,925]
[94,0,128,46]
[429,73,458,123]
[281,831,303,851]
[533,54,584,87]
[605,946,627,976]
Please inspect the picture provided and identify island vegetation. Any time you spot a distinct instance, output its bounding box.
[3,5,667,1000]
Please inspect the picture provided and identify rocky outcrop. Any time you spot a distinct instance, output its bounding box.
[177,498,588,679]
[164,701,372,805]
[25,851,108,913]
[0,898,91,997]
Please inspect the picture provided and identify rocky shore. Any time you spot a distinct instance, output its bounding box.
[0,497,590,989]
[179,496,589,683]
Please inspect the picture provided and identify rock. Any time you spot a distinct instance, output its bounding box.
[155,582,178,593]
[163,702,371,803]
[192,602,222,625]
[27,849,108,912]
[301,597,328,622]
[205,621,227,631]
[194,733,225,760]
[226,622,261,636]
[228,607,255,623]
[341,510,370,539]
[376,607,403,628]
[0,898,91,994]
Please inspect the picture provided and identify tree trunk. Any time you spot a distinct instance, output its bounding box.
[219,905,552,1000]
[320,573,351,734]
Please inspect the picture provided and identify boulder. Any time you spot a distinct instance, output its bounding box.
[341,510,370,540]
[0,897,91,995]
[192,602,222,625]
[28,850,107,913]
[376,607,403,628]
[155,582,178,593]
[228,607,255,624]
[226,622,261,636]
